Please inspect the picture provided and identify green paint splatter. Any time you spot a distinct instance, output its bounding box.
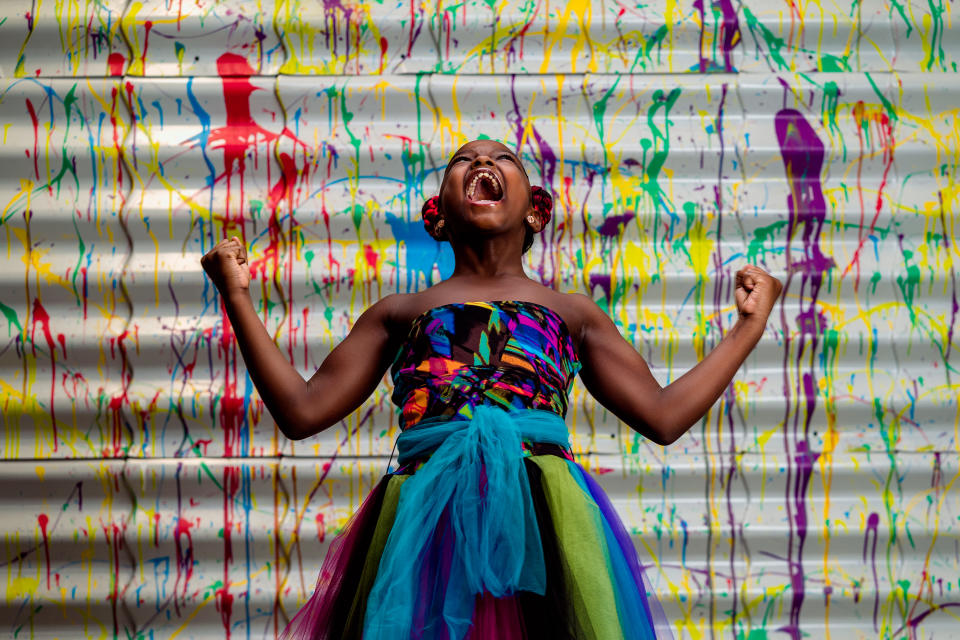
[865,72,898,125]
[324,305,334,330]
[590,76,621,154]
[747,220,788,261]
[628,24,669,73]
[0,300,22,336]
[818,53,850,72]
[742,7,788,71]
[896,249,920,321]
[350,204,365,231]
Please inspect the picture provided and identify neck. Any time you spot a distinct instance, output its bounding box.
[449,235,528,279]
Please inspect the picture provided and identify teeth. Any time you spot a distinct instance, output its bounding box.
[466,170,502,200]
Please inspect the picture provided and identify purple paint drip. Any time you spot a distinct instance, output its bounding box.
[717,0,740,72]
[597,212,635,238]
[939,195,959,363]
[710,83,736,631]
[506,76,562,281]
[694,0,741,72]
[590,273,612,303]
[863,512,880,632]
[774,106,835,639]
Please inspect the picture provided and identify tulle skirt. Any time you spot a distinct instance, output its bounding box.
[281,408,672,640]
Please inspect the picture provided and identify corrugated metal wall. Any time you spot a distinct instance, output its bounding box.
[1,0,957,638]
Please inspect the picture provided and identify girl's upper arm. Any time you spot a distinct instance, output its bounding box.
[573,296,668,443]
[291,296,403,439]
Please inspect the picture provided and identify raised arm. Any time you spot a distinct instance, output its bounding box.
[577,266,782,445]
[201,237,398,440]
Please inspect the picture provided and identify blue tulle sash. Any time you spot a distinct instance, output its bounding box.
[362,406,571,639]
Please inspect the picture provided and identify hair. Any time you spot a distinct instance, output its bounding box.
[421,185,553,253]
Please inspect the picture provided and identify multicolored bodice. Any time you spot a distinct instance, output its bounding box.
[390,301,581,431]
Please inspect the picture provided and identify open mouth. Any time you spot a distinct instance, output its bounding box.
[464,168,504,204]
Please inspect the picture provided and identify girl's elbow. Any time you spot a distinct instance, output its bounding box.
[646,431,676,446]
[630,420,683,446]
[276,419,307,441]
[276,411,322,441]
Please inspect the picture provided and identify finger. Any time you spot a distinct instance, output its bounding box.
[748,264,774,281]
[735,268,747,287]
[735,286,748,306]
[224,236,245,257]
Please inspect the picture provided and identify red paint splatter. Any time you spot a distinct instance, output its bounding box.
[140,20,154,70]
[217,465,241,638]
[364,244,380,271]
[26,98,39,181]
[107,52,126,76]
[79,265,89,319]
[379,36,388,73]
[193,438,212,456]
[30,300,62,450]
[208,53,274,236]
[842,103,895,287]
[124,81,136,124]
[173,514,194,615]
[407,0,418,57]
[315,513,326,543]
[443,11,451,60]
[302,307,310,369]
[105,329,133,457]
[38,513,51,589]
[101,521,127,637]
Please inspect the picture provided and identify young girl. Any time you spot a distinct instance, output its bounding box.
[201,139,782,639]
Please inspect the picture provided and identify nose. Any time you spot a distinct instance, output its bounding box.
[471,155,495,168]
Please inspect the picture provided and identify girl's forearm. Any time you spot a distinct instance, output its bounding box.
[653,316,765,443]
[220,289,310,436]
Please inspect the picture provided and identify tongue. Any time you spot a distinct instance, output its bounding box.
[475,178,501,201]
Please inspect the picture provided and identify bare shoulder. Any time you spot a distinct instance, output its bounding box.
[540,291,613,349]
[361,291,448,336]
[360,293,416,331]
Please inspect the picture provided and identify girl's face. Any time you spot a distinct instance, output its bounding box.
[437,140,534,244]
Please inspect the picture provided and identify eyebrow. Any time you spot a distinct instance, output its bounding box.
[445,149,525,173]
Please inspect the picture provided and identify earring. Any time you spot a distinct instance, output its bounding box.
[526,215,536,225]
[435,219,446,233]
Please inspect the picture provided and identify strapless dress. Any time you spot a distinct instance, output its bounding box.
[281,301,671,639]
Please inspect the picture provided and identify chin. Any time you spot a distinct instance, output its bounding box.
[465,198,504,208]
[459,205,512,228]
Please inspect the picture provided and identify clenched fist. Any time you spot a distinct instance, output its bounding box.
[200,236,250,295]
[735,265,782,324]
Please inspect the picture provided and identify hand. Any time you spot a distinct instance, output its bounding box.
[735,265,782,324]
[200,236,251,295]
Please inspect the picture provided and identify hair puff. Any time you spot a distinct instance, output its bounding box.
[421,195,442,238]
[530,185,553,228]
